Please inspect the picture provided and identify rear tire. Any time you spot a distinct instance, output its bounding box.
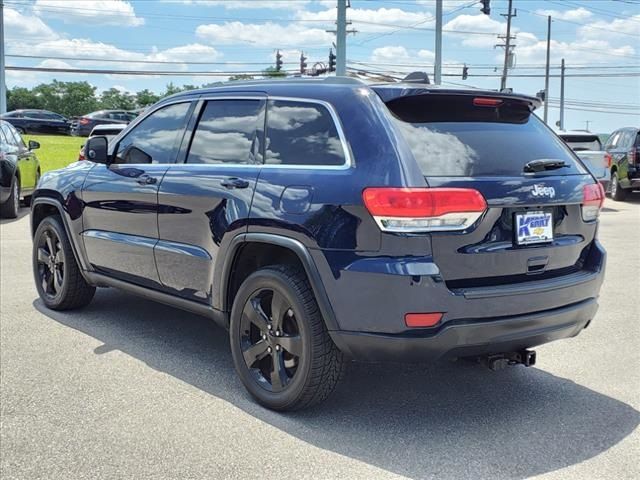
[611,172,627,201]
[15,127,26,135]
[230,265,344,411]
[0,177,20,219]
[33,215,96,310]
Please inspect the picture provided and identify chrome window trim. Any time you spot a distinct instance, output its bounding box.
[120,94,353,171]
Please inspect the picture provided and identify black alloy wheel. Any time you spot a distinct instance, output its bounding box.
[32,215,95,310]
[240,288,303,392]
[230,266,344,411]
[35,228,65,299]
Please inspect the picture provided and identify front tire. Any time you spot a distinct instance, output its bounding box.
[610,172,627,201]
[230,266,344,411]
[0,177,20,218]
[33,215,96,310]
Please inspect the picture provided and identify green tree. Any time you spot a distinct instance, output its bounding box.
[135,89,160,108]
[100,88,136,110]
[32,80,99,117]
[7,87,43,111]
[228,74,255,82]
[262,67,286,78]
[162,82,183,98]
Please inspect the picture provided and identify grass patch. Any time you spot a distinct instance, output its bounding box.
[24,135,84,173]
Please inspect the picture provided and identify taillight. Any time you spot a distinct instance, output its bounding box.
[604,152,612,168]
[582,183,605,222]
[405,313,443,328]
[362,187,487,232]
[629,149,637,165]
[79,118,90,125]
[473,97,503,107]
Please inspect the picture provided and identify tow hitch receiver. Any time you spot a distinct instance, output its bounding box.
[481,349,537,371]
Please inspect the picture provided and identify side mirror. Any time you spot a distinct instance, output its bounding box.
[85,136,109,164]
[28,140,40,150]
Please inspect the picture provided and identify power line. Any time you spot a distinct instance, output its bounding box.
[5,54,297,66]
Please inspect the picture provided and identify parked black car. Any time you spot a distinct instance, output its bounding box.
[1,120,41,218]
[604,127,640,201]
[0,110,71,135]
[30,78,606,410]
[71,110,137,137]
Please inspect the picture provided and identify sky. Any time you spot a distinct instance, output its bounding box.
[4,0,640,133]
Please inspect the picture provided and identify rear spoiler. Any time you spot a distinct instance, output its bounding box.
[371,86,542,111]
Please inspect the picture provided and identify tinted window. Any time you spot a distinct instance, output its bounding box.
[115,102,191,164]
[388,95,585,177]
[560,135,601,151]
[605,131,620,150]
[6,124,24,148]
[187,99,264,165]
[265,100,346,166]
[618,131,633,149]
[1,124,18,147]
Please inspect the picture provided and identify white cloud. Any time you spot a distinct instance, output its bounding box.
[535,7,593,22]
[443,13,505,47]
[296,7,433,33]
[515,38,636,65]
[4,7,58,40]
[34,0,144,27]
[371,46,434,64]
[577,15,640,42]
[149,44,222,63]
[196,22,333,47]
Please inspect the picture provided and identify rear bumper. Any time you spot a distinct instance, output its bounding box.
[330,298,597,361]
[314,241,605,361]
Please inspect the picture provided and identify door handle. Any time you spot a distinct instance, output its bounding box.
[221,177,250,189]
[136,174,157,185]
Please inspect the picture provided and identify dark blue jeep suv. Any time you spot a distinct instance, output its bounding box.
[30,78,606,411]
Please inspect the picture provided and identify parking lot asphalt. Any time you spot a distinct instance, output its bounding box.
[1,197,639,480]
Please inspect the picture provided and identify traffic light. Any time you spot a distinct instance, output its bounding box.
[275,50,283,72]
[480,0,490,15]
[300,52,308,74]
[462,65,469,80]
[328,49,336,72]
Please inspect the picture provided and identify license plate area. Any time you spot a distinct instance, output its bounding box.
[515,210,553,245]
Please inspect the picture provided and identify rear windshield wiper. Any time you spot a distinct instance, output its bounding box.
[523,159,569,173]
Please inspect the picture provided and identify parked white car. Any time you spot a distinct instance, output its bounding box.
[557,131,610,189]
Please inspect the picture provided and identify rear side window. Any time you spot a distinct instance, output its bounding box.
[265,99,346,166]
[114,102,191,164]
[187,99,265,165]
[388,95,586,177]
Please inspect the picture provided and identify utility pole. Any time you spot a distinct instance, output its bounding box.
[559,58,565,131]
[498,0,516,91]
[543,15,551,124]
[0,0,6,114]
[336,0,347,76]
[434,0,443,85]
[585,120,591,132]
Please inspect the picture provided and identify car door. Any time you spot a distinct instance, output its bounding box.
[1,123,36,192]
[155,96,265,303]
[81,100,195,289]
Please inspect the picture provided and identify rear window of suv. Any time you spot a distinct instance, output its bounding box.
[387,94,586,177]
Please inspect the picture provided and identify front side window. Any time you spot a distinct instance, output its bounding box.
[187,99,265,165]
[265,100,346,166]
[115,102,191,164]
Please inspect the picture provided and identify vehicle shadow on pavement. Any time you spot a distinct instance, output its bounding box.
[0,209,30,225]
[35,290,640,480]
